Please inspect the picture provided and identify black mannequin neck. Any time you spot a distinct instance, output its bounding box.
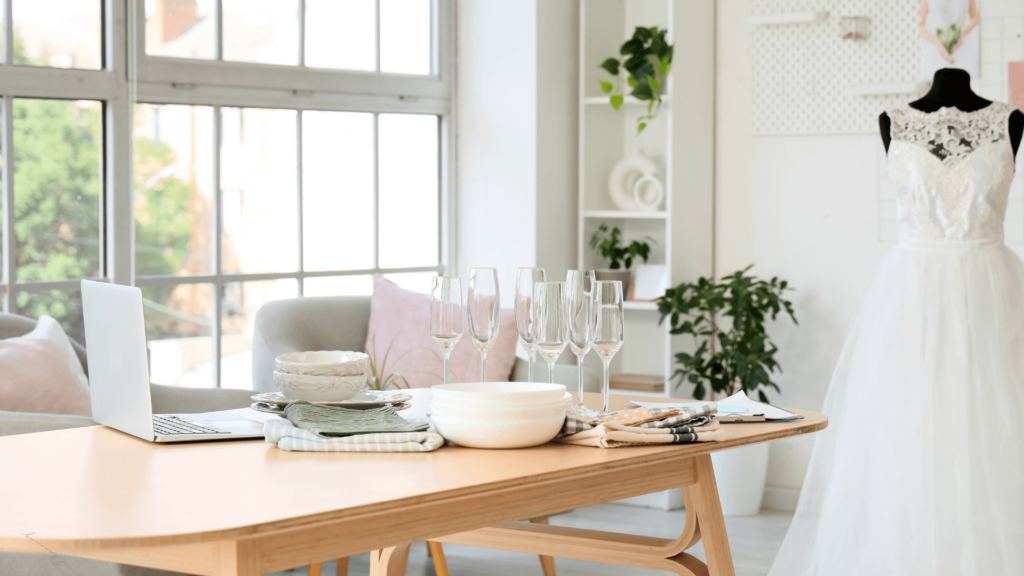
[910,68,991,113]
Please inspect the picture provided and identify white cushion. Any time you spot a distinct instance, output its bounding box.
[0,315,91,416]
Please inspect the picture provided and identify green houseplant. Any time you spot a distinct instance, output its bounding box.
[589,223,652,296]
[657,265,797,403]
[599,26,674,134]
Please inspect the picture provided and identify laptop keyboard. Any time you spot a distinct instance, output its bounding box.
[153,415,224,436]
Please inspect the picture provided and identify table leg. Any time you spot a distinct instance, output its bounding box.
[528,518,558,576]
[434,453,735,576]
[213,540,260,576]
[370,543,410,576]
[336,556,349,576]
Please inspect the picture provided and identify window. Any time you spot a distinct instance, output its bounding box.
[0,0,454,388]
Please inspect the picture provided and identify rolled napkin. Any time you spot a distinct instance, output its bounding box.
[265,419,444,452]
[284,400,429,437]
[558,403,726,448]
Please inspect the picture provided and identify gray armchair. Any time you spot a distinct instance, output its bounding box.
[252,295,598,393]
[0,312,254,576]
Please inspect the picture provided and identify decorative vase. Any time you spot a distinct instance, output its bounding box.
[710,442,770,516]
[608,150,662,211]
[595,269,632,297]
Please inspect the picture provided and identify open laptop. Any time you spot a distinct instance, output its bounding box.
[81,280,264,443]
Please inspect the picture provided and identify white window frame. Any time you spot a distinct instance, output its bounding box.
[0,0,456,387]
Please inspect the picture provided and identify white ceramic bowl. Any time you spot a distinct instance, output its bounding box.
[272,371,367,402]
[275,351,369,377]
[431,382,566,405]
[429,401,566,422]
[430,413,565,449]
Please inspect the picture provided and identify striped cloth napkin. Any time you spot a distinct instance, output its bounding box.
[264,419,445,453]
[558,403,726,448]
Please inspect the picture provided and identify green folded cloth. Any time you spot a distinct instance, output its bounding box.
[284,400,429,437]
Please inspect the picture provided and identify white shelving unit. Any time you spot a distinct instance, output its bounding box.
[577,0,675,399]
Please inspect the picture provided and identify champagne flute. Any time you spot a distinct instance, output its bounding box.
[468,267,500,382]
[591,281,624,414]
[566,270,596,413]
[430,276,463,385]
[533,281,567,385]
[514,267,546,381]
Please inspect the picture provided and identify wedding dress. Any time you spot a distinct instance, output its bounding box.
[769,102,1024,575]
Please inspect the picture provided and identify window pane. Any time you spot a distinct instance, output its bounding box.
[143,285,214,388]
[222,279,298,389]
[305,0,375,71]
[384,272,435,293]
[16,289,85,346]
[378,114,438,268]
[13,0,101,69]
[14,99,102,282]
[302,111,373,272]
[221,107,298,274]
[145,0,216,59]
[134,104,215,277]
[223,0,300,65]
[380,0,432,75]
[303,275,372,297]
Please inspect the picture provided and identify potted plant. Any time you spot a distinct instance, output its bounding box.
[599,26,674,135]
[589,223,652,296]
[657,265,797,515]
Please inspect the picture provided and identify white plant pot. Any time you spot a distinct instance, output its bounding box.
[710,442,769,516]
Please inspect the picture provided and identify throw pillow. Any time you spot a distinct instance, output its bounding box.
[366,275,518,388]
[0,315,92,416]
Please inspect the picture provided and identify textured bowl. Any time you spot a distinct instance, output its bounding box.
[431,382,566,405]
[430,413,565,449]
[272,371,367,402]
[275,351,369,377]
[429,400,567,422]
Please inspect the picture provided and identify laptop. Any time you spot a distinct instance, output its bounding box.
[81,280,265,443]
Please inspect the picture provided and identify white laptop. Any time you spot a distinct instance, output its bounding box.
[81,280,264,443]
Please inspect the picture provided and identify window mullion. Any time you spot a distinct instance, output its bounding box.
[2,94,14,312]
[213,105,223,387]
[296,110,304,295]
[215,0,224,61]
[372,113,380,270]
[3,0,13,66]
[298,0,306,67]
[374,0,381,72]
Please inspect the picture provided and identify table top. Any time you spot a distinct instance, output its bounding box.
[0,393,825,550]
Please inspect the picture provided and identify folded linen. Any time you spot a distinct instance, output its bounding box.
[284,400,428,437]
[265,419,445,452]
[558,403,725,448]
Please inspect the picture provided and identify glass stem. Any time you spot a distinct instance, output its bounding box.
[480,351,488,382]
[528,348,535,382]
[576,353,585,406]
[601,356,612,414]
[443,350,451,385]
[548,359,556,384]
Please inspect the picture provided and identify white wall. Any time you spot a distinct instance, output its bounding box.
[456,0,579,303]
[716,0,1024,510]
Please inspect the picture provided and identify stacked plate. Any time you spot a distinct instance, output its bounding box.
[429,383,568,449]
[273,351,369,402]
[250,391,414,415]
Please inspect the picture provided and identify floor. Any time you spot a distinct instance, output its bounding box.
[268,504,793,576]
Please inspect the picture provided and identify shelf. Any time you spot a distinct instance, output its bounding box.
[583,210,667,220]
[847,81,929,97]
[623,301,659,311]
[584,95,672,106]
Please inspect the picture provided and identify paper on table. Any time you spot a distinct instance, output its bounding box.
[629,391,801,422]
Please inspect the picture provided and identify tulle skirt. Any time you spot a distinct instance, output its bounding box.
[770,239,1024,576]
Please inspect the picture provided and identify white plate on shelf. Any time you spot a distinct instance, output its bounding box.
[251,390,413,408]
[250,402,410,415]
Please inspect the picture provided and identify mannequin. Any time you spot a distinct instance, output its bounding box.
[879,68,1024,157]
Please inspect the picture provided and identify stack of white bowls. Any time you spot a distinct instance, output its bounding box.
[429,383,568,449]
[273,351,369,402]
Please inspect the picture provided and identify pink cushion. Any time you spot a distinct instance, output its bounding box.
[366,275,518,388]
[0,315,92,417]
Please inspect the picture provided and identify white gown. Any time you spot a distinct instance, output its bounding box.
[770,102,1024,575]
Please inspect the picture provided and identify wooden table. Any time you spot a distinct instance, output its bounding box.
[0,393,826,576]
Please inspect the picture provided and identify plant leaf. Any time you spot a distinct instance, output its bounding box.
[637,122,647,134]
[610,95,624,111]
[599,80,614,94]
[600,58,620,76]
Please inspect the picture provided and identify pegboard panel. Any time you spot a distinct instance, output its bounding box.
[751,0,922,135]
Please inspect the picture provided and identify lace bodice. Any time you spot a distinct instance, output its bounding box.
[887,102,1018,246]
